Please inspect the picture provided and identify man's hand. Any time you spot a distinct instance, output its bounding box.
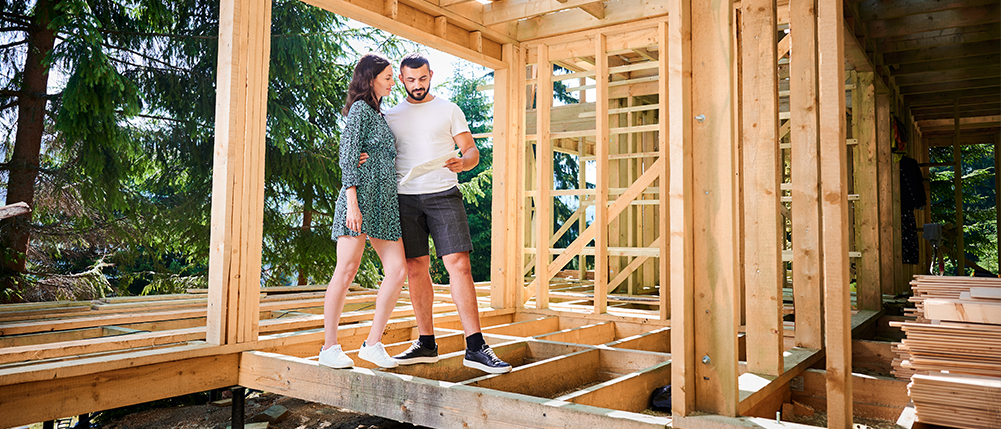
[444,156,464,173]
[358,152,369,167]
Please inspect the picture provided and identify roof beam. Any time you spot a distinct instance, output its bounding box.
[914,108,1001,122]
[882,39,1000,65]
[857,0,998,22]
[899,77,1001,95]
[866,4,1001,39]
[879,23,1000,53]
[905,88,1001,107]
[894,65,1001,87]
[482,0,606,26]
[891,54,1000,75]
[912,102,1000,115]
[510,0,667,41]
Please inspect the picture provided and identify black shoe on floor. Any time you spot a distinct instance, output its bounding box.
[393,340,439,365]
[463,344,512,374]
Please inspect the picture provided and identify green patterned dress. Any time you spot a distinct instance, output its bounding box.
[331,101,401,241]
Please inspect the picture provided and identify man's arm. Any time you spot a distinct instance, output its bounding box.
[444,131,479,173]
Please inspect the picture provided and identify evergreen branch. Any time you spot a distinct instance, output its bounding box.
[0,39,27,50]
[0,26,27,32]
[106,56,191,75]
[95,28,216,40]
[0,11,30,26]
[0,99,16,110]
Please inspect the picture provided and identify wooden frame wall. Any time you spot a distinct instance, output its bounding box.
[1,0,933,428]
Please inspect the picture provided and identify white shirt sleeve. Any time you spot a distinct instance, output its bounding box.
[450,103,471,137]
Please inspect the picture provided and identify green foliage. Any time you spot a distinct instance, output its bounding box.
[927,144,998,275]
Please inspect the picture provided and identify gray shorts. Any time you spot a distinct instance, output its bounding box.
[398,186,473,259]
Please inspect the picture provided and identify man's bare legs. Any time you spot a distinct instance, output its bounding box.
[406,252,481,337]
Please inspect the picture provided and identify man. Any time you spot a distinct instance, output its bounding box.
[383,53,511,374]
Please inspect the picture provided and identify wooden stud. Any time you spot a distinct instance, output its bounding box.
[536,44,552,309]
[469,30,483,53]
[490,43,524,310]
[384,0,397,19]
[953,100,965,275]
[434,16,448,39]
[818,0,852,426]
[876,91,894,294]
[790,0,823,350]
[692,0,739,416]
[657,21,670,321]
[668,0,695,417]
[595,33,610,314]
[739,0,783,377]
[852,71,881,311]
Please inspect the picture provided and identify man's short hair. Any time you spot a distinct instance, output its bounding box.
[400,53,430,71]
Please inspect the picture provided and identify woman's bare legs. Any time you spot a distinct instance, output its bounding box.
[322,234,368,350]
[364,237,408,346]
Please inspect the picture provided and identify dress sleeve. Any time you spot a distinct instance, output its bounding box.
[340,103,367,188]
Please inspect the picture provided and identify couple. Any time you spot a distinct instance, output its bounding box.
[317,52,511,375]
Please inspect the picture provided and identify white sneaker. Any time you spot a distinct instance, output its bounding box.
[318,345,353,369]
[358,341,399,368]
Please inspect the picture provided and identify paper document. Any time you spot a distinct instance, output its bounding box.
[398,149,461,186]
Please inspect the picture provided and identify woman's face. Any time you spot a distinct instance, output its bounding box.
[372,65,395,99]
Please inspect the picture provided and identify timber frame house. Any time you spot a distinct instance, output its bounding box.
[2,0,999,428]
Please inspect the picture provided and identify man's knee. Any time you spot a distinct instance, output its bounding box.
[442,252,472,278]
[406,256,431,280]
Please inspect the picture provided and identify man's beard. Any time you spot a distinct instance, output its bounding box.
[406,86,428,101]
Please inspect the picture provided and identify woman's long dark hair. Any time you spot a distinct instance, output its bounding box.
[342,53,391,115]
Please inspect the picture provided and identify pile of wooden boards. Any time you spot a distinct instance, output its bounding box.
[889,275,1001,427]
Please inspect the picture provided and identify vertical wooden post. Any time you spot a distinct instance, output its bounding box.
[818,0,852,426]
[491,43,524,310]
[953,100,965,276]
[669,0,696,416]
[740,0,783,376]
[853,71,880,311]
[692,0,739,416]
[578,142,588,282]
[791,0,824,350]
[595,33,610,314]
[876,91,894,292]
[996,134,1000,271]
[658,21,671,321]
[208,0,271,345]
[535,44,552,309]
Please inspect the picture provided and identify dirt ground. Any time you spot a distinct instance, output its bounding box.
[31,392,425,429]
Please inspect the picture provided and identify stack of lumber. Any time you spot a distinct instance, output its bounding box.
[889,276,1001,427]
[891,276,1001,379]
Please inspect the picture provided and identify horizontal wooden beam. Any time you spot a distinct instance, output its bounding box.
[238,351,670,428]
[866,4,1001,39]
[879,22,1000,54]
[904,88,1001,107]
[881,39,1000,65]
[510,0,667,41]
[736,347,824,415]
[857,0,997,22]
[482,0,606,26]
[899,77,1001,95]
[892,53,1000,75]
[894,65,1001,87]
[301,0,507,68]
[0,353,240,428]
[914,107,1001,122]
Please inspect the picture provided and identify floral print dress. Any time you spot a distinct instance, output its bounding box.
[331,101,401,241]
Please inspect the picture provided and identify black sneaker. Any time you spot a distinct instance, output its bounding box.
[463,344,512,374]
[392,340,440,365]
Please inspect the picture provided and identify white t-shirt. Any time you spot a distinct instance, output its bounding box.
[385,96,471,195]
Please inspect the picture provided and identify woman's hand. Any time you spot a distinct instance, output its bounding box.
[346,203,362,233]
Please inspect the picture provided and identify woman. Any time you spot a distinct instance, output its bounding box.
[319,53,405,369]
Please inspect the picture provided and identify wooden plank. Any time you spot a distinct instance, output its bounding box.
[533,321,616,345]
[790,0,823,350]
[535,43,553,310]
[740,0,783,377]
[692,0,739,416]
[879,22,1001,54]
[818,0,852,426]
[866,4,1001,39]
[668,0,696,417]
[852,71,881,311]
[556,360,672,413]
[491,43,523,310]
[0,354,240,429]
[894,65,1001,88]
[876,92,894,297]
[923,299,1001,324]
[593,33,610,315]
[511,0,669,42]
[302,0,506,68]
[658,21,670,321]
[482,0,607,26]
[239,351,670,428]
[737,347,824,415]
[857,0,998,22]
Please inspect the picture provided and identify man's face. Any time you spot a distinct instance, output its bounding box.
[399,65,433,101]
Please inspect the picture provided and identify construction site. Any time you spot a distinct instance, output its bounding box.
[1,0,1000,428]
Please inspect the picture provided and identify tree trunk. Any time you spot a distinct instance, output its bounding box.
[1,0,59,301]
[298,191,313,286]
